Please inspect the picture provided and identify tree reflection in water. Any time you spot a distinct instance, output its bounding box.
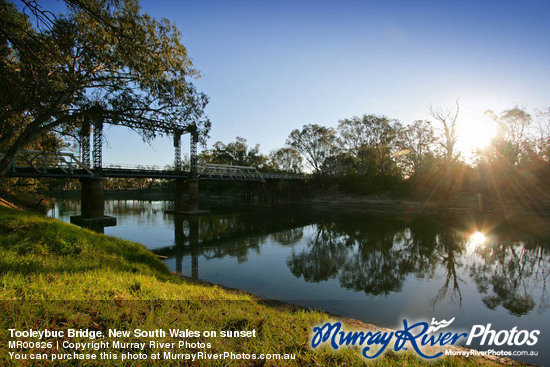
[287,216,446,296]
[469,242,549,315]
[147,203,550,316]
[430,226,466,308]
[270,228,304,246]
[288,223,348,282]
[286,213,549,315]
[55,199,550,315]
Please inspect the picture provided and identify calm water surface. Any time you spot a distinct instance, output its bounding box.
[50,199,550,365]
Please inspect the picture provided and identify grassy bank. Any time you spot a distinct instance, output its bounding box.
[0,206,514,366]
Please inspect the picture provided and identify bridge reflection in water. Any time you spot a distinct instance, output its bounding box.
[174,216,200,279]
[154,208,313,280]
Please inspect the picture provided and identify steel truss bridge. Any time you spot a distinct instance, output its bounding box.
[2,151,304,182]
[1,118,303,183]
[2,119,304,226]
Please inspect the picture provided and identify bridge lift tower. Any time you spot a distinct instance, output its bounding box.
[169,124,209,215]
[71,118,204,231]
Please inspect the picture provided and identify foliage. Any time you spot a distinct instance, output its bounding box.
[197,104,549,204]
[534,107,550,161]
[338,114,400,175]
[0,131,67,195]
[395,120,437,178]
[322,153,356,178]
[266,147,302,173]
[199,136,267,168]
[473,107,550,206]
[0,0,210,177]
[485,107,535,166]
[286,124,338,174]
[336,173,405,196]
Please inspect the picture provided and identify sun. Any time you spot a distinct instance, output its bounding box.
[456,113,496,161]
[470,232,486,246]
[467,231,487,252]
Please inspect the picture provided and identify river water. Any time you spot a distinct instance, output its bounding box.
[49,199,550,365]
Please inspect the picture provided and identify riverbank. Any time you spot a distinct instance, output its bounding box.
[305,186,550,216]
[0,204,528,366]
[49,186,550,217]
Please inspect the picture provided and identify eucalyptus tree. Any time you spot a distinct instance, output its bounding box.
[337,114,400,175]
[0,0,209,177]
[286,124,338,175]
[267,147,302,173]
[395,120,437,177]
[205,137,266,168]
[485,107,533,166]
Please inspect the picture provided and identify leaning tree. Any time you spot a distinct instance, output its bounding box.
[0,0,210,177]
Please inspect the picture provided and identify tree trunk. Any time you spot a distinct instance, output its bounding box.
[0,122,51,177]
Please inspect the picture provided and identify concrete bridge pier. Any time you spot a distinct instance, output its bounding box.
[70,177,116,232]
[174,179,198,212]
[173,179,187,212]
[188,179,199,212]
[167,178,208,215]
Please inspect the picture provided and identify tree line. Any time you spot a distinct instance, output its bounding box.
[200,105,550,207]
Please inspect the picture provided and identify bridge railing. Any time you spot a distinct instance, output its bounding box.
[197,164,265,182]
[103,163,171,171]
[197,164,306,181]
[104,163,305,181]
[1,150,93,176]
[2,151,306,181]
[261,172,306,180]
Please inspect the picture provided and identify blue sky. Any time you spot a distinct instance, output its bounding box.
[48,0,550,165]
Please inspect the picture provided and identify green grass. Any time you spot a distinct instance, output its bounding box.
[0,206,509,366]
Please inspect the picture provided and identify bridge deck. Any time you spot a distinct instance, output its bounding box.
[2,152,305,182]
